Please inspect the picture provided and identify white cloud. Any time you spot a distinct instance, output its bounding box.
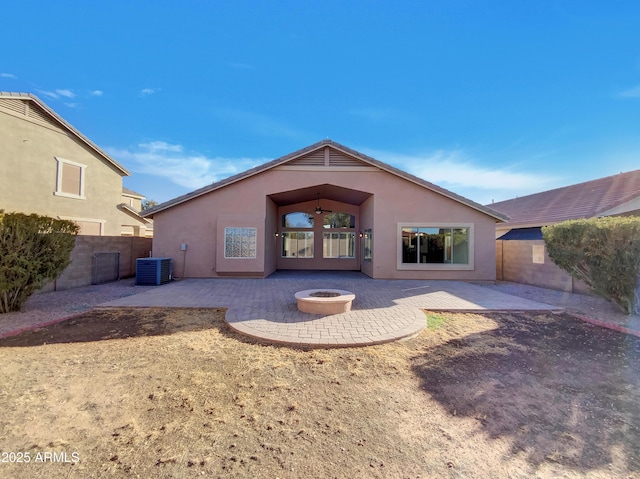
[368,150,555,195]
[36,89,60,99]
[140,141,184,153]
[107,142,268,190]
[36,88,76,100]
[619,85,640,98]
[56,89,75,98]
[0,73,17,79]
[90,90,104,96]
[140,88,158,96]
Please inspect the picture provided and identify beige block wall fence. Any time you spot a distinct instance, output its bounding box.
[496,239,590,294]
[40,236,153,292]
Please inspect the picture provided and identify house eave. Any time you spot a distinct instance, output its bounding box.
[118,203,152,224]
[0,92,130,177]
[142,139,509,222]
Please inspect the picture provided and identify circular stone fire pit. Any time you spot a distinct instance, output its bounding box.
[295,289,356,315]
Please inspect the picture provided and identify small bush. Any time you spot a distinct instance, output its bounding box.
[0,211,78,313]
[542,217,640,315]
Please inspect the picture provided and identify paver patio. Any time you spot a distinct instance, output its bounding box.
[99,271,562,347]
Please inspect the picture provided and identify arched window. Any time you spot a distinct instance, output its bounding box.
[322,213,355,229]
[282,212,314,228]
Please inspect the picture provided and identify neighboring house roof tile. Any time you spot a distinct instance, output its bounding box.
[142,139,508,222]
[0,92,129,176]
[489,169,640,228]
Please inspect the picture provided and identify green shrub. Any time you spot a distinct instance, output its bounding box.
[542,217,640,315]
[0,211,78,313]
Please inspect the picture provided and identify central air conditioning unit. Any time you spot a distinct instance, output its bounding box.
[135,257,172,285]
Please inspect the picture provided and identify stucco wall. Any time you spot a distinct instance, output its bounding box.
[365,171,497,280]
[0,107,127,236]
[40,236,153,291]
[150,165,499,281]
[497,239,590,294]
[359,195,375,278]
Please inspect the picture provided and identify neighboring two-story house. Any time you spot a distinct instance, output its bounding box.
[121,187,153,237]
[0,92,150,237]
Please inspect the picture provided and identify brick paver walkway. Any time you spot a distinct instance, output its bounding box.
[99,271,562,347]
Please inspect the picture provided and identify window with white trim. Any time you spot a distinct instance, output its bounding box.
[283,212,314,228]
[224,227,257,258]
[282,232,314,258]
[323,232,355,258]
[363,229,373,261]
[400,225,471,266]
[55,157,86,199]
[402,226,469,264]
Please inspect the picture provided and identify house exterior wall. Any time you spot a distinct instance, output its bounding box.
[367,172,496,280]
[359,195,375,278]
[264,197,278,277]
[496,239,590,294]
[150,164,498,281]
[0,102,130,236]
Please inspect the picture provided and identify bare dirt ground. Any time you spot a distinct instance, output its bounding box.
[1,307,639,478]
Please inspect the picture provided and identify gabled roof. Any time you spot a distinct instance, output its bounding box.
[118,203,152,224]
[142,139,508,221]
[122,187,145,198]
[0,92,129,176]
[490,169,640,228]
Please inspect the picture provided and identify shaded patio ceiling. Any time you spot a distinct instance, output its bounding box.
[268,184,372,207]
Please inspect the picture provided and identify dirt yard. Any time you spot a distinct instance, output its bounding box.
[1,308,639,478]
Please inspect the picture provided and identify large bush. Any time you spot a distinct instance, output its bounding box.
[0,211,78,313]
[542,217,640,315]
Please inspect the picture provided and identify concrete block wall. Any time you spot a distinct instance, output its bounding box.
[497,240,590,294]
[41,236,153,292]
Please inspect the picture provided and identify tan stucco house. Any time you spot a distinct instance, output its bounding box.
[120,187,153,237]
[0,92,150,237]
[143,140,507,280]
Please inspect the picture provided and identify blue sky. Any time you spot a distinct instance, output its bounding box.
[2,1,640,205]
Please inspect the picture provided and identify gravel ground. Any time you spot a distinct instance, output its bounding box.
[1,278,638,338]
[482,281,640,333]
[0,279,154,338]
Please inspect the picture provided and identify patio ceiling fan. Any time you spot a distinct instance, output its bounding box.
[314,193,332,215]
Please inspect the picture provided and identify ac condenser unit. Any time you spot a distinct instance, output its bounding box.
[135,258,172,285]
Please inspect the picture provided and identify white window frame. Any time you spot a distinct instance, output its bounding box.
[281,231,315,258]
[322,232,356,258]
[58,216,106,236]
[224,227,257,259]
[363,229,373,261]
[397,223,474,271]
[54,157,87,199]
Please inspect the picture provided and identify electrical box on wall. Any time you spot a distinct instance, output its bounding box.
[180,244,187,251]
